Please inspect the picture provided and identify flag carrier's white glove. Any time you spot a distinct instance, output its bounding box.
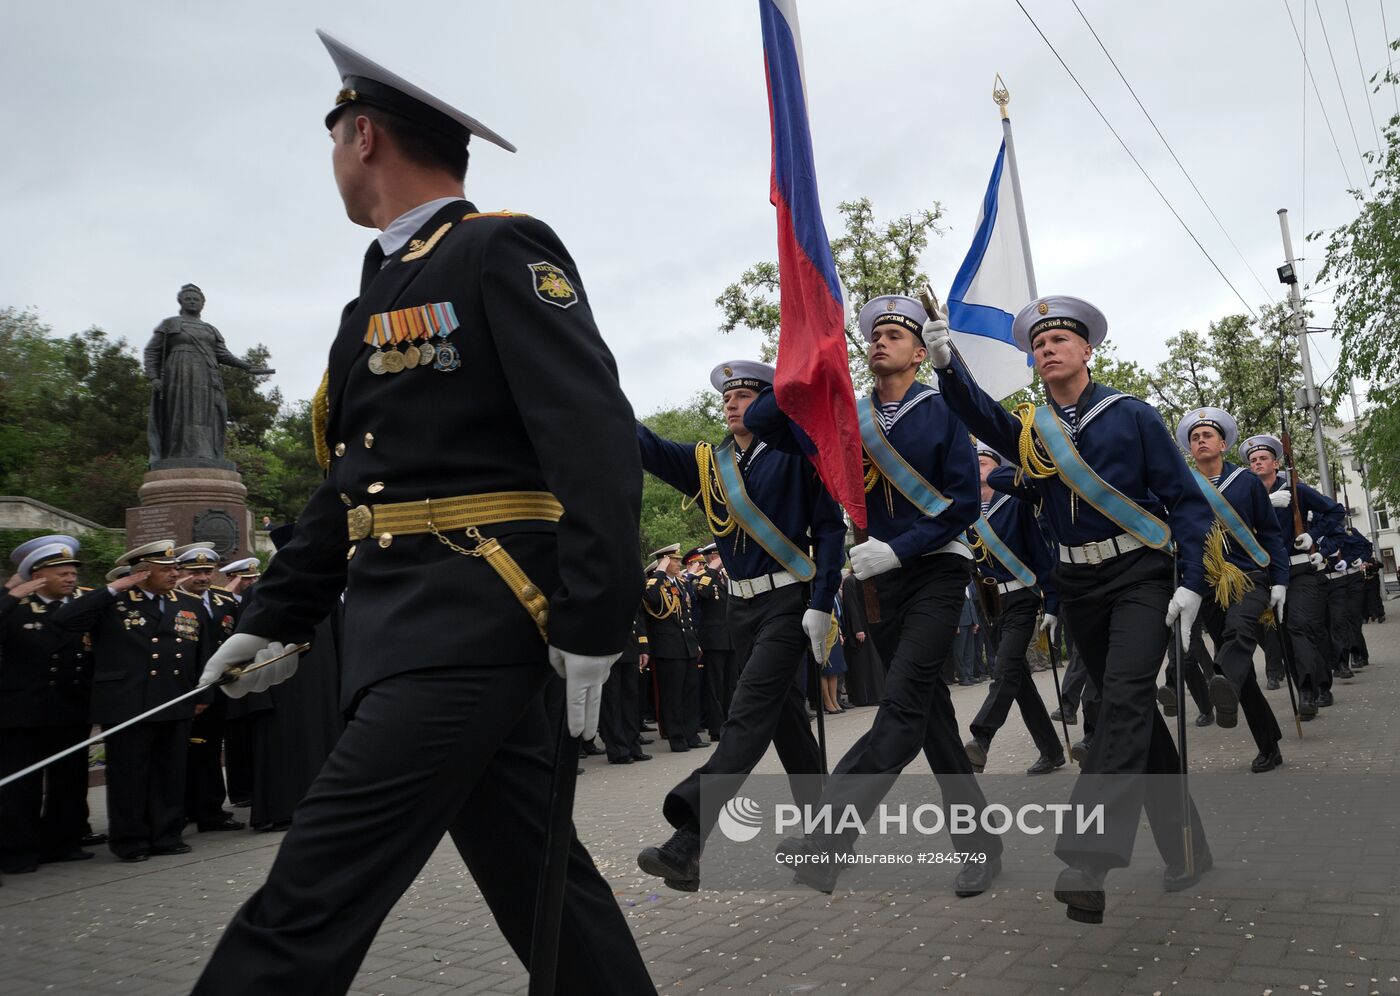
[850,537,901,580]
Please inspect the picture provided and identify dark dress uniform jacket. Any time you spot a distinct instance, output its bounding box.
[235,201,642,707]
[692,567,731,652]
[0,589,94,728]
[49,587,216,724]
[642,572,701,660]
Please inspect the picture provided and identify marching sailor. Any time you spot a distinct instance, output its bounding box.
[1326,525,1373,682]
[635,359,843,891]
[963,440,1066,777]
[749,296,1004,898]
[927,294,1211,923]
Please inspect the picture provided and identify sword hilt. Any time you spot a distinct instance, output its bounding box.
[214,642,311,685]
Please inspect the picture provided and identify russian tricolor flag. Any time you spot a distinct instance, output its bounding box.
[760,0,867,529]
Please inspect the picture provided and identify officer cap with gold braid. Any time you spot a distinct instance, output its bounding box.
[18,542,82,580]
[117,539,178,567]
[219,557,262,579]
[318,29,516,152]
[176,545,221,570]
[10,534,79,567]
[1011,295,1107,354]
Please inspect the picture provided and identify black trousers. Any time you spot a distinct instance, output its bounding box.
[969,588,1060,756]
[104,719,191,859]
[223,716,254,805]
[186,697,230,827]
[599,656,642,761]
[813,554,1002,858]
[0,724,90,868]
[192,664,655,996]
[697,651,726,737]
[1344,572,1369,664]
[1284,568,1330,691]
[700,648,737,730]
[1167,616,1213,716]
[1323,573,1355,690]
[663,585,821,838]
[1260,623,1286,683]
[651,656,692,740]
[1053,548,1206,869]
[1200,582,1282,755]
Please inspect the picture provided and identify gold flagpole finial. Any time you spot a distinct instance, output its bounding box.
[993,74,1010,119]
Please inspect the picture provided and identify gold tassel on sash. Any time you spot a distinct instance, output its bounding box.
[1203,519,1254,609]
[1013,402,1068,519]
[643,582,681,620]
[685,443,738,538]
[862,454,894,517]
[312,369,331,471]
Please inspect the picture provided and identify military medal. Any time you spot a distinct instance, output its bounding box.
[366,303,461,375]
[382,349,406,373]
[368,351,388,375]
[419,340,437,365]
[401,344,419,369]
[433,341,461,372]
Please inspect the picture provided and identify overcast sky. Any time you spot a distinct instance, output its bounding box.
[3,0,1394,420]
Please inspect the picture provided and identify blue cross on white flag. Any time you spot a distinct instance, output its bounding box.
[946,139,1036,401]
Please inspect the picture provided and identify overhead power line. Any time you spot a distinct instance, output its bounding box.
[1068,0,1276,301]
[1315,0,1375,186]
[1343,0,1385,155]
[1011,0,1260,320]
[1382,0,1400,118]
[1281,0,1365,196]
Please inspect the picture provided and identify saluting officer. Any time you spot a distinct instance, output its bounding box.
[691,542,738,726]
[177,545,246,833]
[49,540,216,862]
[962,440,1066,777]
[682,545,726,741]
[642,544,705,752]
[215,556,262,810]
[599,605,651,764]
[189,31,652,995]
[0,537,95,873]
[1171,409,1288,772]
[928,295,1211,923]
[1243,434,1343,716]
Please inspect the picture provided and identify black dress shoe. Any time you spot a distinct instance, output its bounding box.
[1353,658,1369,669]
[1336,664,1355,680]
[686,736,710,749]
[1266,677,1280,690]
[1054,865,1106,923]
[251,820,292,833]
[80,832,107,847]
[1298,689,1318,718]
[708,731,722,742]
[630,752,653,762]
[1163,849,1214,892]
[640,724,657,732]
[1208,676,1238,728]
[637,827,702,886]
[608,755,634,764]
[1157,686,1178,717]
[117,852,150,863]
[1027,753,1066,776]
[581,738,606,756]
[639,737,655,745]
[150,842,192,856]
[1195,711,1215,727]
[963,738,989,772]
[775,837,842,894]
[198,815,246,832]
[1050,707,1078,725]
[1070,739,1091,764]
[1317,689,1334,707]
[954,856,1002,897]
[668,736,690,753]
[1250,748,1283,773]
[40,848,94,864]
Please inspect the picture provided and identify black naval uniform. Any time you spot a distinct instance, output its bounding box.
[49,585,215,859]
[599,607,648,763]
[0,587,94,871]
[692,564,737,729]
[190,202,653,995]
[184,587,241,830]
[641,569,702,747]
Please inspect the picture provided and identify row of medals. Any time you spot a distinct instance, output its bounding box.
[368,339,440,375]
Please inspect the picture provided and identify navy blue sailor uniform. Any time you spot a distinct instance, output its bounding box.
[936,352,1210,872]
[1328,527,1373,677]
[965,489,1065,763]
[636,422,843,839]
[746,381,1005,866]
[0,587,95,870]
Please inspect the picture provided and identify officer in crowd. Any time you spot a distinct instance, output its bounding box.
[215,556,262,809]
[189,31,654,995]
[752,296,1003,899]
[49,540,216,862]
[929,294,1211,923]
[687,544,734,736]
[635,359,842,892]
[1243,434,1343,716]
[177,545,246,833]
[642,544,705,752]
[963,440,1065,777]
[0,536,94,873]
[599,605,651,764]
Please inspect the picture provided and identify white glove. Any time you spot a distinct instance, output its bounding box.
[1038,613,1057,636]
[849,537,901,580]
[1334,559,1347,572]
[1164,587,1202,650]
[1308,552,1325,570]
[922,319,953,368]
[1269,584,1287,617]
[1269,490,1292,509]
[548,646,618,740]
[200,633,299,700]
[1293,533,1313,551]
[802,608,832,664]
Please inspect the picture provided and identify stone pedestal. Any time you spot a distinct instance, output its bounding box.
[125,468,253,563]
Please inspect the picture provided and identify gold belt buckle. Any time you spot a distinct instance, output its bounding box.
[348,505,373,541]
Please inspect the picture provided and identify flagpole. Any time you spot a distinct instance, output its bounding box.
[994,75,1038,299]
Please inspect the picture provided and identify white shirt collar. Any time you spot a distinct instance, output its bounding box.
[377,197,463,258]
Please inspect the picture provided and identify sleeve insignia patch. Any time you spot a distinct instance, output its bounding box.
[528,262,578,309]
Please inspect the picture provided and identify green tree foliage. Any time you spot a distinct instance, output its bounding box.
[1316,50,1400,507]
[715,197,945,392]
[636,392,727,562]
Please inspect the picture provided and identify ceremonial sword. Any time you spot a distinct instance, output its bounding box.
[0,642,310,791]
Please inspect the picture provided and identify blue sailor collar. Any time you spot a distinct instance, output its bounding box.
[1048,378,1129,434]
[870,380,939,432]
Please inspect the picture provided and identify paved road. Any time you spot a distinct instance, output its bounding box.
[2,615,1398,995]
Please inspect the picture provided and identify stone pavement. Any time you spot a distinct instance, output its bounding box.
[2,613,1399,996]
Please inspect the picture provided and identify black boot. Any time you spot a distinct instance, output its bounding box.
[964,737,990,773]
[1317,688,1334,707]
[638,828,702,889]
[1208,675,1238,728]
[1027,752,1066,775]
[1163,848,1214,892]
[1054,864,1106,924]
[1050,706,1078,725]
[1156,686,1178,717]
[1250,747,1283,773]
[954,856,1002,897]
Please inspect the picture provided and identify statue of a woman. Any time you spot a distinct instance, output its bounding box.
[143,284,272,469]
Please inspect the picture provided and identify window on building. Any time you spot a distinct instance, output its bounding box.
[1379,508,1391,530]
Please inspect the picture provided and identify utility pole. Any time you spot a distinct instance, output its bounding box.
[1349,379,1382,550]
[1277,208,1333,496]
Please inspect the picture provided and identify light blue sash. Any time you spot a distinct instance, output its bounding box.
[712,443,816,581]
[1032,405,1171,549]
[856,397,951,518]
[971,506,1037,588]
[1192,469,1269,568]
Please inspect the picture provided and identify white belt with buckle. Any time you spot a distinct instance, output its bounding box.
[728,570,800,599]
[1059,533,1145,566]
[996,579,1028,595]
[1289,553,1313,566]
